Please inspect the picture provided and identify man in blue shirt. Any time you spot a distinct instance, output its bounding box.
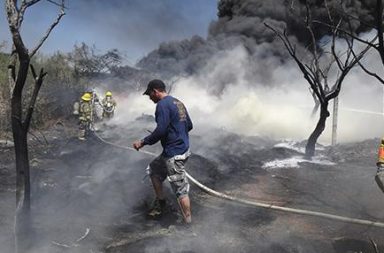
[133,79,193,224]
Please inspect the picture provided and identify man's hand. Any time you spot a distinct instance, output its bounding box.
[133,140,144,151]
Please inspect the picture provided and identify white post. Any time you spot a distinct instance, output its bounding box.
[382,85,384,118]
[332,97,338,146]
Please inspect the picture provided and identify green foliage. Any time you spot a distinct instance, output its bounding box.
[31,52,87,127]
[0,51,10,132]
[0,52,8,85]
[0,43,126,130]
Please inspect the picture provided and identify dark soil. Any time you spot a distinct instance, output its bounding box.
[1,122,384,253]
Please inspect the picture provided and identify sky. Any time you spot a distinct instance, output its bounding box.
[0,0,218,63]
[1,1,383,143]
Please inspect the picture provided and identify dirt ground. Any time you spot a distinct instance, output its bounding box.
[1,120,384,253]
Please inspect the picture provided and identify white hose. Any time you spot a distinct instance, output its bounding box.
[93,131,384,229]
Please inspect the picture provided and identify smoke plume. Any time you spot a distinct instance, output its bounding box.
[137,0,376,84]
[130,0,383,143]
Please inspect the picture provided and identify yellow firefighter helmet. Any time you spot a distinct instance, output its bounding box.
[81,92,92,101]
[105,91,112,97]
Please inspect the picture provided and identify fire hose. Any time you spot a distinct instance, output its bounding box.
[102,105,115,113]
[92,130,384,229]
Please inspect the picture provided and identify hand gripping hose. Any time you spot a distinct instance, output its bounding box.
[93,131,384,229]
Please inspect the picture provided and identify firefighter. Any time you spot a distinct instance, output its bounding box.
[91,90,103,122]
[102,91,117,119]
[78,92,93,140]
[376,138,384,193]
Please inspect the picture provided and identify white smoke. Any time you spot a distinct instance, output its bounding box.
[110,31,384,145]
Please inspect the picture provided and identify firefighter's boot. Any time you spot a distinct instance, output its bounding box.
[78,129,86,141]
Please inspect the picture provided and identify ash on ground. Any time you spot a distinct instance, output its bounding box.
[0,121,383,253]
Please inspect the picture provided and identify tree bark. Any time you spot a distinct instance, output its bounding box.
[5,1,65,252]
[13,129,31,252]
[305,102,330,158]
[11,57,32,252]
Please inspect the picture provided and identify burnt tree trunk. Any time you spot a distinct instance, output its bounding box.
[265,3,369,159]
[5,1,65,252]
[305,102,330,158]
[11,55,32,252]
[13,129,31,251]
[12,62,46,253]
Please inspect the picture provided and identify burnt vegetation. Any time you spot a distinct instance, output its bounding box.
[2,0,384,253]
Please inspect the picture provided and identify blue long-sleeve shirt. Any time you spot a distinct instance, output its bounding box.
[143,96,193,158]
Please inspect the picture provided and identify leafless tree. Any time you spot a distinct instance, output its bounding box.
[5,0,65,251]
[69,43,123,76]
[338,0,384,87]
[265,1,370,158]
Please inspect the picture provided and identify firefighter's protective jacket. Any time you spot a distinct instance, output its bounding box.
[102,97,116,111]
[79,101,92,122]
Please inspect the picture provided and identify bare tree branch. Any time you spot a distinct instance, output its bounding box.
[358,62,384,84]
[265,22,325,105]
[313,20,379,49]
[305,1,320,84]
[332,6,375,30]
[331,20,344,72]
[327,42,371,100]
[5,1,18,29]
[5,1,65,251]
[5,1,29,56]
[46,0,68,8]
[24,65,47,130]
[375,0,384,65]
[324,0,333,23]
[349,39,384,84]
[25,0,41,6]
[17,0,43,28]
[29,0,65,57]
[304,63,318,83]
[266,0,371,157]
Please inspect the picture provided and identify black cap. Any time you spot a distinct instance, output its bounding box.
[143,79,166,95]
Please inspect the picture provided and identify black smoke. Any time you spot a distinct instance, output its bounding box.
[137,0,376,88]
[213,0,375,47]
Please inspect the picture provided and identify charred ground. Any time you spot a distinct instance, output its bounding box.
[0,120,384,253]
